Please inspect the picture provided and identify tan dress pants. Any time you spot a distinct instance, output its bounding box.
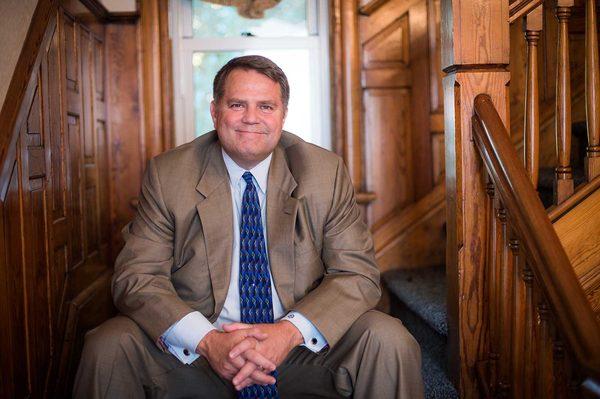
[73,310,424,399]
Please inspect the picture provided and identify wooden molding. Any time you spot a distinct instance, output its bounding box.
[373,183,446,273]
[358,0,387,15]
[0,0,58,201]
[78,0,139,22]
[548,175,600,222]
[139,0,175,161]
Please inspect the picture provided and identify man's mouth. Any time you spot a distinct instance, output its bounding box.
[235,129,267,135]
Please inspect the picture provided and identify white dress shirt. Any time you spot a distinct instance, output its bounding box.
[161,149,327,364]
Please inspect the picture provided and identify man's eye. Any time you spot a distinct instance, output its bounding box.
[230,103,243,109]
[260,105,274,111]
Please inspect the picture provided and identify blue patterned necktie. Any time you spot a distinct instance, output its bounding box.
[238,172,278,399]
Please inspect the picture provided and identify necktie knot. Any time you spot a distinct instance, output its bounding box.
[242,171,254,185]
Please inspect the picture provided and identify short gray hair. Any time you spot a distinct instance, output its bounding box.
[213,55,290,107]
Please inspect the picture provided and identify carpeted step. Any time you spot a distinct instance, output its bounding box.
[383,266,448,337]
[387,279,457,399]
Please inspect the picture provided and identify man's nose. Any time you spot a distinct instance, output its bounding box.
[241,106,259,124]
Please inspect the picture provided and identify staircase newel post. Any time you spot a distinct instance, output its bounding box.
[585,0,600,180]
[441,0,510,397]
[554,1,575,204]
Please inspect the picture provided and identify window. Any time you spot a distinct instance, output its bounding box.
[170,0,331,149]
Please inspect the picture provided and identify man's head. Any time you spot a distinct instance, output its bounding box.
[210,55,289,170]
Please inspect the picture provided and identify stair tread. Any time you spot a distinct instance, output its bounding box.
[421,347,458,399]
[383,266,447,337]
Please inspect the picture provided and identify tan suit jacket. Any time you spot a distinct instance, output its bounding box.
[112,131,381,351]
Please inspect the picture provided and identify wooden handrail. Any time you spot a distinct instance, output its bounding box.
[509,0,543,23]
[472,94,600,379]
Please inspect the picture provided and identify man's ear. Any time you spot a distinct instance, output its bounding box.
[210,100,218,127]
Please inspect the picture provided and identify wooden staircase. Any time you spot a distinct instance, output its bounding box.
[382,1,600,397]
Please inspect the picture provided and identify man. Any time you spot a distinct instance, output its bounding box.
[74,55,423,398]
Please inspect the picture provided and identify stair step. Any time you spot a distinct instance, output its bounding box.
[383,266,448,337]
[388,280,457,399]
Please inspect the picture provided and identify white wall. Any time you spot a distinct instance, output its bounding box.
[0,0,38,110]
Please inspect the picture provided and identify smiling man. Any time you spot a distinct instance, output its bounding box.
[74,56,424,398]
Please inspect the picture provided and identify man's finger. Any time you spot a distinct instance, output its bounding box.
[240,349,276,371]
[235,377,254,391]
[229,355,245,369]
[249,369,276,385]
[232,361,257,386]
[229,337,257,359]
[223,322,251,332]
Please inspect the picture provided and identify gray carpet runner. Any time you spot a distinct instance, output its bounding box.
[383,266,457,399]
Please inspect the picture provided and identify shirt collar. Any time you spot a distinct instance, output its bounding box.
[221,148,271,195]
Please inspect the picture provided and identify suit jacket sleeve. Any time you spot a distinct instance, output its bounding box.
[291,158,382,347]
[112,158,197,346]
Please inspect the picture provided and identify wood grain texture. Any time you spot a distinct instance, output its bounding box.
[553,187,600,314]
[472,93,600,378]
[523,5,542,188]
[554,5,575,204]
[441,0,510,69]
[585,0,600,180]
[0,2,116,396]
[104,22,143,259]
[442,70,510,398]
[373,183,445,272]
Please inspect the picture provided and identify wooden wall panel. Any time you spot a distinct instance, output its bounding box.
[0,164,28,398]
[359,0,433,229]
[0,4,116,396]
[105,22,144,255]
[364,88,414,224]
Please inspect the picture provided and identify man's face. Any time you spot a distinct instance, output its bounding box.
[211,69,286,170]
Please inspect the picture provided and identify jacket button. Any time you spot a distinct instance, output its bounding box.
[183,349,190,356]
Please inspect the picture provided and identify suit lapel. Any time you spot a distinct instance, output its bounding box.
[195,142,233,321]
[266,145,298,311]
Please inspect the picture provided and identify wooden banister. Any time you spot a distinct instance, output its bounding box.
[586,0,600,180]
[472,93,600,378]
[555,2,575,204]
[509,0,543,23]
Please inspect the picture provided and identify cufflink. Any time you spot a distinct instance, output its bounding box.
[183,349,190,356]
[287,314,295,319]
[311,338,318,345]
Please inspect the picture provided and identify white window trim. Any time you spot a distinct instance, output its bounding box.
[169,0,331,149]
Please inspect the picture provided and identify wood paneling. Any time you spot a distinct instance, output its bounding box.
[554,187,600,314]
[359,0,434,229]
[0,3,116,396]
[105,21,144,255]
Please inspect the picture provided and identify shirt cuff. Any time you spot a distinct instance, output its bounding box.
[161,311,216,364]
[282,311,328,353]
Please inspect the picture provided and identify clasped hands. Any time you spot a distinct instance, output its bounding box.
[196,321,303,391]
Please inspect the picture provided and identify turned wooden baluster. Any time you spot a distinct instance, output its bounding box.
[536,300,555,398]
[585,0,600,180]
[510,238,525,398]
[524,5,543,188]
[486,183,500,392]
[555,1,575,204]
[522,266,535,399]
[497,206,512,395]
